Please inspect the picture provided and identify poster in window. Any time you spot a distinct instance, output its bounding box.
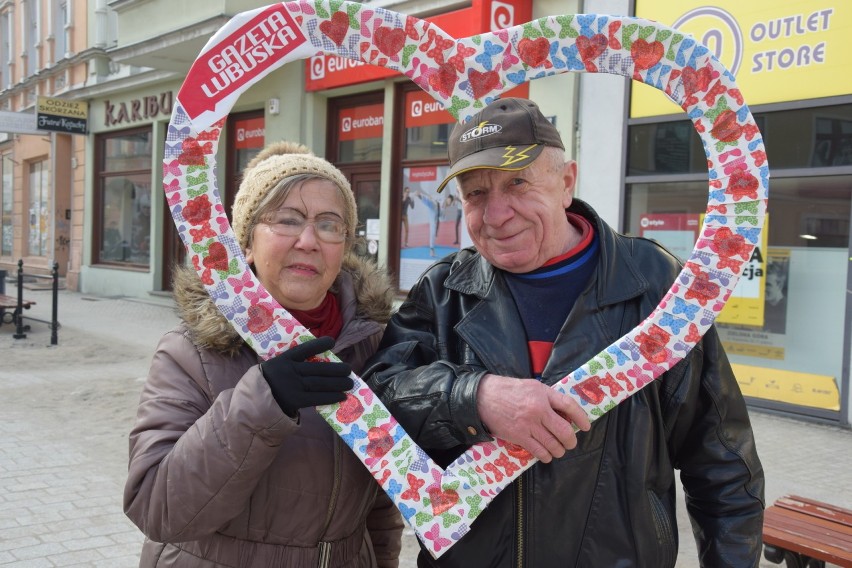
[638,212,701,262]
[762,250,790,335]
[399,165,472,291]
[715,215,771,328]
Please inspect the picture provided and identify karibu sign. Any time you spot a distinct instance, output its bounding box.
[36,96,88,134]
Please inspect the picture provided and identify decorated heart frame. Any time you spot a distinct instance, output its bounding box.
[164,0,768,558]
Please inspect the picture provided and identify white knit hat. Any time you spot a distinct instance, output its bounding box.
[231,141,357,250]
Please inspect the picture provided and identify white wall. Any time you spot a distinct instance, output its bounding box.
[576,0,631,229]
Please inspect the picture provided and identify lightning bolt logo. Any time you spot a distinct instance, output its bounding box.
[500,144,538,167]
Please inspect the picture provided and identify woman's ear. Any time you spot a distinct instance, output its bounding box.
[245,246,254,265]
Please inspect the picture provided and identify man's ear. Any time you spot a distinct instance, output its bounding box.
[245,246,254,265]
[562,160,578,207]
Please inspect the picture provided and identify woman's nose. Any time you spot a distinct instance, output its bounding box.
[294,222,320,248]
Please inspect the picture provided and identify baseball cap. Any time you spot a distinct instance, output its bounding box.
[436,97,564,193]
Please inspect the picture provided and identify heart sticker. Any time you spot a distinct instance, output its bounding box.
[164,1,768,558]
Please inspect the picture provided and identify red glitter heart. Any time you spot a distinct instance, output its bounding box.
[336,394,364,424]
[428,486,460,516]
[517,37,550,68]
[468,69,500,99]
[319,11,349,46]
[182,194,212,225]
[202,241,228,271]
[366,427,394,458]
[375,26,406,56]
[631,39,663,70]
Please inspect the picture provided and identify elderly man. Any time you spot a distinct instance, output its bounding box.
[364,97,764,567]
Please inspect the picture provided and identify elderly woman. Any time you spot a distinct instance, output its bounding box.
[124,142,403,567]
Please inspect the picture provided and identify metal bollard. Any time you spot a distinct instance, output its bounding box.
[13,259,26,339]
[50,261,59,346]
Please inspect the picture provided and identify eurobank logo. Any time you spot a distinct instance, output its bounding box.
[309,53,366,81]
[309,55,325,80]
[490,1,515,31]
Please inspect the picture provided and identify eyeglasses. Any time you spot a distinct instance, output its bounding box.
[260,211,348,243]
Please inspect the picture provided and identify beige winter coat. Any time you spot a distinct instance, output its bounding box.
[124,257,403,568]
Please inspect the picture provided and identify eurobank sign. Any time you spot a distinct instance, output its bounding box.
[631,1,851,118]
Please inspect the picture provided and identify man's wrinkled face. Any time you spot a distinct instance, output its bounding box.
[456,150,577,273]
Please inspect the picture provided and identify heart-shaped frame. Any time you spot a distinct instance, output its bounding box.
[164,1,768,558]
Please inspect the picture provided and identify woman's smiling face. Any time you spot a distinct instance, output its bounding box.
[246,180,346,310]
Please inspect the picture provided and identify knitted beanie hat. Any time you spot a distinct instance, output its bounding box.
[231,141,357,251]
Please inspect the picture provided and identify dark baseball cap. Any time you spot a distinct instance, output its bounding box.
[436,97,564,193]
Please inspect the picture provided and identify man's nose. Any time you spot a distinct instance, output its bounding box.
[482,191,513,226]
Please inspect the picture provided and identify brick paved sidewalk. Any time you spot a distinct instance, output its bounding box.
[1,285,850,567]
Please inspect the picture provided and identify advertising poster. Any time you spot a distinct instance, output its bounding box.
[715,216,771,327]
[398,165,472,291]
[638,212,702,261]
[717,248,790,359]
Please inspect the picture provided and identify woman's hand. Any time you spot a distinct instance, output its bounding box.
[260,336,353,417]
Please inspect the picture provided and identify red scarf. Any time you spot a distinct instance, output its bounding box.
[289,292,343,340]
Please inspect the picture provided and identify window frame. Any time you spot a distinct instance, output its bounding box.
[92,125,153,269]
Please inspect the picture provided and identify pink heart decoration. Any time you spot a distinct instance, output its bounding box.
[165,2,768,559]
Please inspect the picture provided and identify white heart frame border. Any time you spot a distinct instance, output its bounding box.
[163,1,769,558]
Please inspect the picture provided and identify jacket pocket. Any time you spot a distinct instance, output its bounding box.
[647,490,677,567]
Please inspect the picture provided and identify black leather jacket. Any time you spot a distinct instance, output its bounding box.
[364,200,764,567]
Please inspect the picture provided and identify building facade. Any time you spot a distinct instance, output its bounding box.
[0,0,94,283]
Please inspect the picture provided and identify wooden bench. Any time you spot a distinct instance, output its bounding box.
[0,293,35,326]
[763,494,852,567]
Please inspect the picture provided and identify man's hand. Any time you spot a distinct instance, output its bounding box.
[477,374,591,463]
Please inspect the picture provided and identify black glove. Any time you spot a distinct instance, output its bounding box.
[260,336,353,418]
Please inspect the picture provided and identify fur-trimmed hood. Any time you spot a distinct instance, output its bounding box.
[172,254,395,355]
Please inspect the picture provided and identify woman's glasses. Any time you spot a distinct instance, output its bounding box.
[260,210,347,244]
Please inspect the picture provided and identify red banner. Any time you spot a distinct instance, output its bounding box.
[178,5,307,119]
[408,167,438,182]
[339,104,385,141]
[234,116,265,149]
[405,90,454,128]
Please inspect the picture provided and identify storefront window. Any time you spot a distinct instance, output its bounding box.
[625,104,852,417]
[28,160,49,256]
[1,153,12,256]
[95,128,152,267]
[628,104,852,176]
